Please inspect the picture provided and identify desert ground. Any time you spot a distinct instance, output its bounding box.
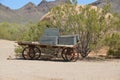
[0,39,120,80]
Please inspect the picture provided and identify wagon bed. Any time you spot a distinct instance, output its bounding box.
[17,41,75,48]
[17,41,79,62]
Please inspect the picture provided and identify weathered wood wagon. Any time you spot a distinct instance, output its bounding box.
[17,28,81,62]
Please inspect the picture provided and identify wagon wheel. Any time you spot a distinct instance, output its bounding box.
[65,48,79,62]
[33,47,41,60]
[61,48,68,61]
[22,47,35,60]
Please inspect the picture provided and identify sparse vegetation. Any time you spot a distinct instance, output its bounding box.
[105,33,120,58]
[0,3,120,58]
[0,22,26,40]
[20,22,45,41]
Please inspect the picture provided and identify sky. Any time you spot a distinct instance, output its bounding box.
[0,0,97,9]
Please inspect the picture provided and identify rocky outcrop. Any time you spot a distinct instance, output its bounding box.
[91,0,120,14]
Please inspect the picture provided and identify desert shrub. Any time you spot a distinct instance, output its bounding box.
[0,22,27,40]
[105,33,120,58]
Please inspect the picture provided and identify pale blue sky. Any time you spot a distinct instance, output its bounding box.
[0,0,97,9]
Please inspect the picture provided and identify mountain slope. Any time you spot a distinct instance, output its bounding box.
[16,2,43,23]
[91,0,120,14]
[0,3,24,23]
[0,0,69,23]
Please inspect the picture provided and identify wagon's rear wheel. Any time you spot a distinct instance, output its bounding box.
[22,47,35,60]
[62,48,79,62]
[65,48,79,62]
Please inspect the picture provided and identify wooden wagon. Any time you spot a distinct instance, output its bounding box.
[17,28,80,62]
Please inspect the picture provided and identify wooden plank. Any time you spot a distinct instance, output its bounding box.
[16,41,74,48]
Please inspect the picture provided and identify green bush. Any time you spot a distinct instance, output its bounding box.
[0,22,27,40]
[105,33,120,58]
[107,48,120,58]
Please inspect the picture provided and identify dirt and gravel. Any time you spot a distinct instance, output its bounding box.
[0,39,120,80]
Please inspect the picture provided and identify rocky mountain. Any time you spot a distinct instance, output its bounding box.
[1,0,119,23]
[0,3,23,23]
[0,0,69,23]
[16,2,43,23]
[91,0,120,14]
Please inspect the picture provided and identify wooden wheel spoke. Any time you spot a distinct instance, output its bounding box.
[33,47,41,60]
[29,48,35,59]
[61,48,68,61]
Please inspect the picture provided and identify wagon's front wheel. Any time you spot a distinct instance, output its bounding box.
[22,47,41,60]
[22,47,35,60]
